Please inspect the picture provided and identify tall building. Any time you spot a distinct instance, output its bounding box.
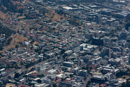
[101,48,112,58]
[119,29,128,40]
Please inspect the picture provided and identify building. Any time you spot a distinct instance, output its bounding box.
[6,83,16,87]
[101,48,112,58]
[104,73,113,80]
[78,70,87,77]
[63,61,74,67]
[80,43,87,51]
[64,50,73,56]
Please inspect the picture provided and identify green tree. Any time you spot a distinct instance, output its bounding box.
[53,83,57,87]
[37,79,42,83]
[14,73,20,78]
[37,74,44,78]
[15,45,19,48]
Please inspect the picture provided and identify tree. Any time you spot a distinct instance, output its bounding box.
[30,40,35,44]
[28,82,34,86]
[68,19,80,26]
[86,80,91,87]
[15,45,19,48]
[37,79,42,83]
[121,81,130,87]
[125,23,130,30]
[60,49,65,54]
[0,46,3,50]
[0,23,12,38]
[116,71,126,78]
[53,83,57,87]
[84,77,87,80]
[6,38,12,45]
[70,74,73,77]
[56,10,64,15]
[126,14,130,21]
[35,48,42,55]
[60,17,63,20]
[37,74,44,78]
[14,73,20,78]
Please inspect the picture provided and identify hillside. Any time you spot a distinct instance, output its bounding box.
[0,23,13,38]
[0,0,24,14]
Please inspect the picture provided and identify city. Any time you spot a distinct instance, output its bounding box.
[0,0,130,87]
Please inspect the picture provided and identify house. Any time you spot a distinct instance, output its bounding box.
[18,85,29,87]
[6,83,16,87]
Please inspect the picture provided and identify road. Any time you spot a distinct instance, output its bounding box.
[82,74,92,87]
[94,2,122,11]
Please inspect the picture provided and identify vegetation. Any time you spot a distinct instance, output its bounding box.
[37,74,44,78]
[14,73,21,78]
[0,46,3,50]
[56,10,64,15]
[70,74,73,77]
[125,23,130,30]
[37,79,42,83]
[116,69,130,78]
[126,14,130,21]
[0,23,13,38]
[25,62,35,68]
[1,0,16,12]
[35,47,42,55]
[121,81,130,87]
[68,19,80,26]
[0,0,24,13]
[86,80,91,87]
[53,83,57,87]
[0,52,4,57]
[15,45,19,48]
[6,37,12,45]
[60,49,65,54]
[84,77,87,80]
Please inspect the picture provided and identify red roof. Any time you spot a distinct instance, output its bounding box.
[56,79,61,82]
[18,85,27,87]
[30,73,38,76]
[89,65,96,68]
[99,84,107,87]
[127,71,130,73]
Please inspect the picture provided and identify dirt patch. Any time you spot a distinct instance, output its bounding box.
[18,16,26,19]
[0,11,6,19]
[45,9,65,21]
[1,5,7,10]
[52,13,65,21]
[33,41,39,45]
[2,34,28,51]
[14,34,28,42]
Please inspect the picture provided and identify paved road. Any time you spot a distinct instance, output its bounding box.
[82,74,92,87]
[94,2,122,11]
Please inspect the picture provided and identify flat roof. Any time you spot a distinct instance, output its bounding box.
[63,6,73,10]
